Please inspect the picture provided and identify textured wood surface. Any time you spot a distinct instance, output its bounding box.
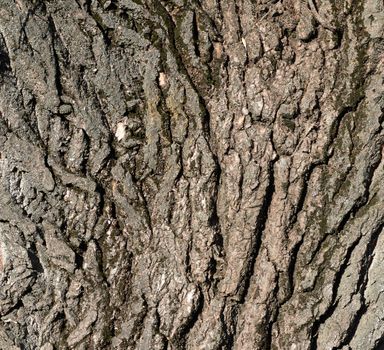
[0,0,383,349]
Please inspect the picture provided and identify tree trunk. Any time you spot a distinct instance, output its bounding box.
[0,0,383,349]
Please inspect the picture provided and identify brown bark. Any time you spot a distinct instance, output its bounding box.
[0,0,383,349]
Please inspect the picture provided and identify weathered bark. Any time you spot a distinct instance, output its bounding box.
[0,0,383,349]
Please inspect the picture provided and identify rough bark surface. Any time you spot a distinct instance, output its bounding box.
[0,0,383,349]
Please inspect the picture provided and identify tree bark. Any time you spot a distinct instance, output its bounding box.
[0,0,383,349]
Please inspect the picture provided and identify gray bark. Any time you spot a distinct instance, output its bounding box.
[0,0,383,349]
